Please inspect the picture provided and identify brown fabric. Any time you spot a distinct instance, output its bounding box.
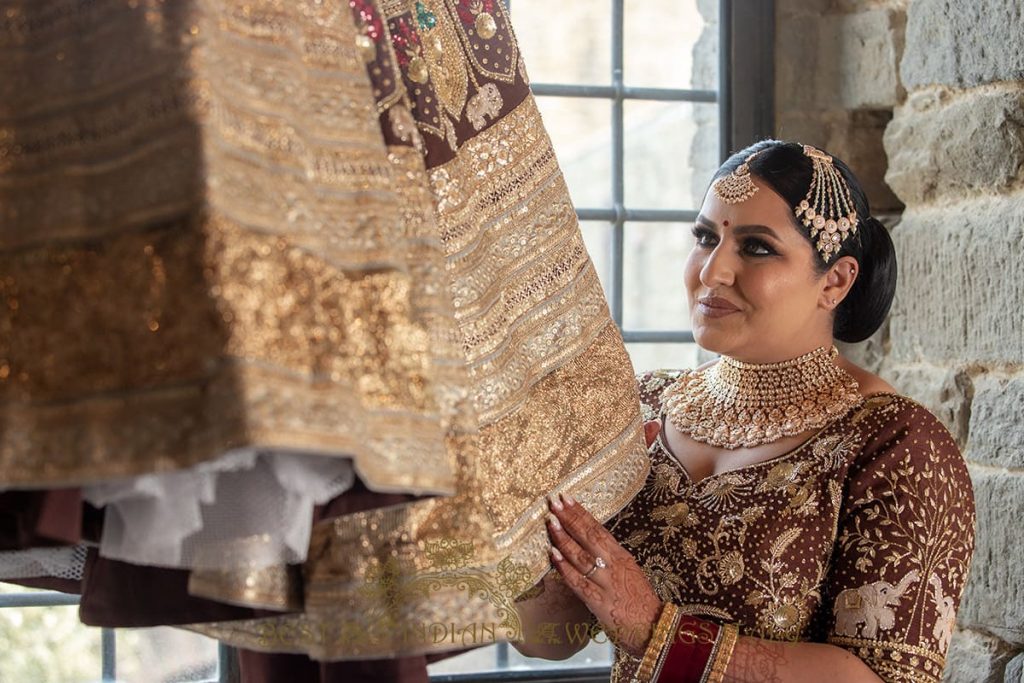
[235,646,474,682]
[237,649,431,683]
[75,477,421,627]
[0,489,81,549]
[78,548,286,627]
[606,370,976,683]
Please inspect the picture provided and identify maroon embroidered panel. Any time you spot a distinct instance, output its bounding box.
[606,370,976,683]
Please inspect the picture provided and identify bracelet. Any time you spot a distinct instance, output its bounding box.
[655,615,722,683]
[702,622,740,683]
[650,607,683,681]
[636,602,679,682]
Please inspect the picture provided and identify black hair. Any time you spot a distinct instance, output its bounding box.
[711,139,897,343]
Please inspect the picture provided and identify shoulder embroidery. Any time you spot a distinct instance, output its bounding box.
[833,570,921,639]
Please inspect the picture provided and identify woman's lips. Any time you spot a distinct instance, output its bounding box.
[696,296,740,318]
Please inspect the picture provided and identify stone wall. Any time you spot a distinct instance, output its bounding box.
[776,1,1024,681]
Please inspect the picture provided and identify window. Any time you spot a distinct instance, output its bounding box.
[0,2,771,681]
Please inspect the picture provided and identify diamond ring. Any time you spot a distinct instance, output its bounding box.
[584,556,606,579]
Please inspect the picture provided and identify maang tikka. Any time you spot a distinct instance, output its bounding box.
[794,144,859,262]
[712,151,761,204]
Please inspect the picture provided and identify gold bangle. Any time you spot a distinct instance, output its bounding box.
[636,602,679,682]
[650,607,683,682]
[703,622,740,683]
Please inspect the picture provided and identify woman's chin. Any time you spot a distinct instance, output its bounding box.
[691,326,736,356]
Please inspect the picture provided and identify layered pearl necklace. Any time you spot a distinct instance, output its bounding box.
[661,346,862,449]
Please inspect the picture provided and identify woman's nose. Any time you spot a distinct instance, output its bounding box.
[699,244,736,288]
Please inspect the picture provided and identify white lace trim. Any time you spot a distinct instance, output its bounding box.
[0,544,88,580]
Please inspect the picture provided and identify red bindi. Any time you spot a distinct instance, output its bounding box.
[723,220,730,227]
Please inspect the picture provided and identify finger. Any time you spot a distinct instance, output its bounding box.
[549,545,602,606]
[553,494,614,560]
[546,513,606,584]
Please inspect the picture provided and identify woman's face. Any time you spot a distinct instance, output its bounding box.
[684,177,837,363]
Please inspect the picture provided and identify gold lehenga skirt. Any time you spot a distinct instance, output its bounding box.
[0,0,649,659]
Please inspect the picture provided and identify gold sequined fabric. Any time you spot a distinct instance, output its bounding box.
[607,371,975,683]
[190,0,650,658]
[0,0,457,490]
[1,0,649,659]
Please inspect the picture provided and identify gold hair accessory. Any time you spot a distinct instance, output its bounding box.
[712,151,760,204]
[794,145,859,262]
[662,346,862,449]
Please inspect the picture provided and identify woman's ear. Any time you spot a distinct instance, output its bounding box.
[821,255,858,310]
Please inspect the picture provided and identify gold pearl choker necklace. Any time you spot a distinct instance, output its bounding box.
[662,346,862,449]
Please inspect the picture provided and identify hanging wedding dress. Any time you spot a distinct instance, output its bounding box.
[0,0,648,660]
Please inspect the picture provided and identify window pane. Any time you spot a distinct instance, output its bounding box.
[580,221,613,301]
[512,1,610,85]
[627,343,700,374]
[624,100,719,210]
[622,222,694,330]
[117,627,218,682]
[0,589,101,683]
[623,0,717,90]
[537,97,613,209]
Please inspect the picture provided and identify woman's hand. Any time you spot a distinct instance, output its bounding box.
[546,492,663,658]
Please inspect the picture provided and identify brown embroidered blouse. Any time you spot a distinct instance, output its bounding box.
[605,370,976,683]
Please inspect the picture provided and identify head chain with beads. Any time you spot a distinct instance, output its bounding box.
[712,144,860,262]
[793,144,859,262]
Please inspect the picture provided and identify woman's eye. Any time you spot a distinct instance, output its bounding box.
[743,239,775,256]
[692,227,717,247]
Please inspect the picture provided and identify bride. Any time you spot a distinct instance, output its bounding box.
[512,140,975,683]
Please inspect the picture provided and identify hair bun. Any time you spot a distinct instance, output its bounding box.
[835,216,897,343]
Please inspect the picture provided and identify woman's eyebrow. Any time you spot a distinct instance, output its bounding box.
[733,224,782,239]
[695,216,781,240]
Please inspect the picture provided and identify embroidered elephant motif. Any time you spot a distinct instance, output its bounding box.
[929,573,956,651]
[833,569,920,639]
[466,82,503,130]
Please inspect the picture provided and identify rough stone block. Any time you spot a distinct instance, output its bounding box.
[775,8,825,112]
[902,0,1024,89]
[943,628,1018,683]
[887,198,1024,365]
[966,373,1024,469]
[958,468,1024,647]
[883,363,972,446]
[885,86,1024,205]
[1006,652,1024,683]
[830,9,906,109]
[778,8,904,111]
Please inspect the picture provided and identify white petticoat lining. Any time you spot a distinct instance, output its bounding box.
[79,449,356,570]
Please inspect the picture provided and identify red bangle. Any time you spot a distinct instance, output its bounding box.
[655,615,721,683]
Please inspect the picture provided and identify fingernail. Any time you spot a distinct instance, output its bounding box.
[547,513,561,530]
[548,493,563,511]
[549,545,563,561]
[561,492,576,507]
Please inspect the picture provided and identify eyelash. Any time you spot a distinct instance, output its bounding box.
[691,226,777,257]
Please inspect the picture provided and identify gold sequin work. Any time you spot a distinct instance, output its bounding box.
[607,371,976,683]
[0,0,649,659]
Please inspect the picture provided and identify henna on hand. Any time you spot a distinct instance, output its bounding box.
[547,493,663,658]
